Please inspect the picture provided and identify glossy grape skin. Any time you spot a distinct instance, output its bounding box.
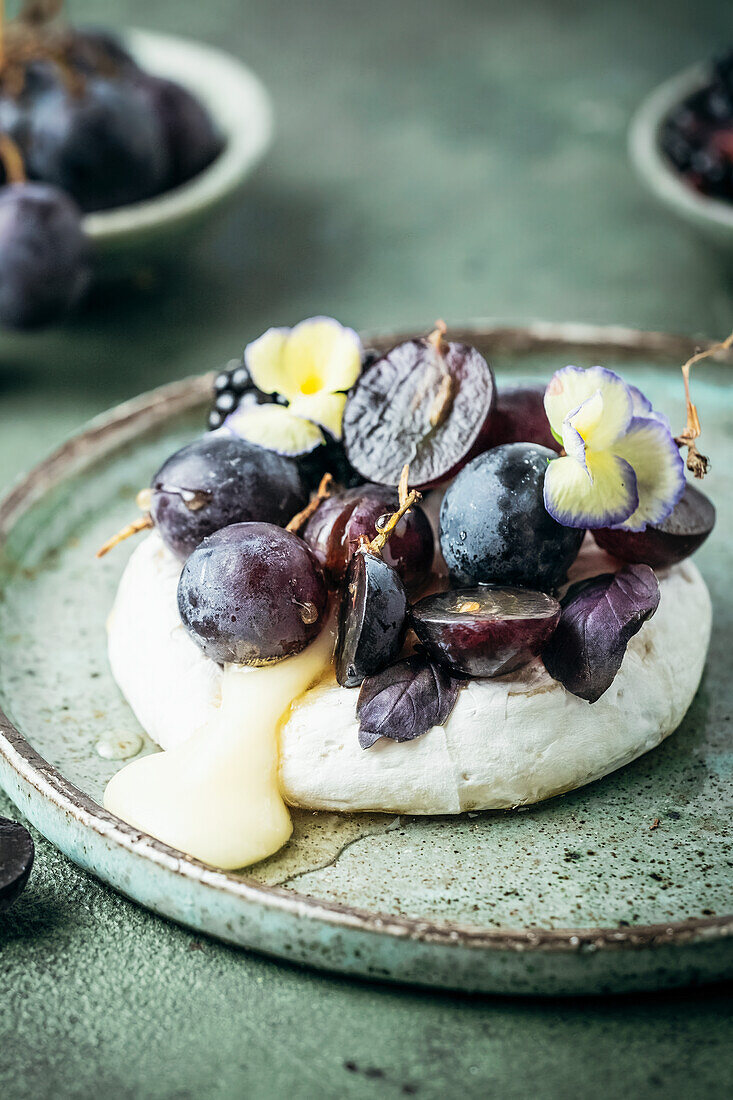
[411,586,560,677]
[486,385,561,452]
[335,550,408,687]
[142,75,223,188]
[440,444,584,591]
[304,484,434,590]
[150,434,311,560]
[24,76,169,212]
[593,483,715,568]
[0,183,90,329]
[178,523,328,665]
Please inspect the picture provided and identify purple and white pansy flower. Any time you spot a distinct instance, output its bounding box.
[543,366,685,531]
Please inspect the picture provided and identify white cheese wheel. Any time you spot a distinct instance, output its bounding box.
[108,531,711,814]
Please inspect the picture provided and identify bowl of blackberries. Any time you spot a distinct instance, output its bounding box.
[0,2,272,331]
[630,50,733,246]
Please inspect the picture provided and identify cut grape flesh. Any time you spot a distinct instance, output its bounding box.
[411,586,561,677]
[343,334,496,489]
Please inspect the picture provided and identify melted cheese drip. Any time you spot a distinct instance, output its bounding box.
[104,623,335,869]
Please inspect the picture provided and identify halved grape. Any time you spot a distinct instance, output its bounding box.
[593,484,715,568]
[335,550,408,687]
[151,435,310,560]
[440,444,584,591]
[412,586,560,677]
[486,384,561,452]
[343,332,496,489]
[178,523,328,665]
[304,484,434,589]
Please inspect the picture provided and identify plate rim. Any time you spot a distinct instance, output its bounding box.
[1,320,732,958]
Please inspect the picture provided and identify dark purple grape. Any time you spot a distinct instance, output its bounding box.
[304,484,434,590]
[412,586,560,677]
[440,444,584,591]
[542,565,660,703]
[593,483,715,569]
[0,817,34,911]
[24,75,169,212]
[343,333,496,489]
[142,75,223,188]
[150,434,310,560]
[0,182,90,329]
[68,28,140,78]
[178,523,328,665]
[335,550,408,687]
[485,384,561,452]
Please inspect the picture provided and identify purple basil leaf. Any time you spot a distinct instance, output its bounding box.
[356,653,462,749]
[542,563,660,703]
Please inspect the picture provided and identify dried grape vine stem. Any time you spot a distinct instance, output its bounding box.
[675,330,733,477]
[368,464,421,556]
[285,473,334,533]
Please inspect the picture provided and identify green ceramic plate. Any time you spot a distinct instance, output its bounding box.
[0,323,731,996]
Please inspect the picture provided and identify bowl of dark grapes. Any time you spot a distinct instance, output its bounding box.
[0,1,272,330]
[96,316,721,872]
[630,49,733,246]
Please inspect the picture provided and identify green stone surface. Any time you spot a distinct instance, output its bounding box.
[1,0,732,1096]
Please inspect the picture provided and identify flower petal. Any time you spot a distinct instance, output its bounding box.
[627,383,672,430]
[611,416,685,531]
[244,326,293,397]
[544,451,638,529]
[224,403,325,456]
[244,317,362,402]
[283,317,362,397]
[288,392,348,439]
[545,366,632,447]
[561,391,604,472]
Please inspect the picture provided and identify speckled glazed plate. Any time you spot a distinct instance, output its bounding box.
[1,323,731,996]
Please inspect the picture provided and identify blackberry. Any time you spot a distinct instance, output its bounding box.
[207,356,284,431]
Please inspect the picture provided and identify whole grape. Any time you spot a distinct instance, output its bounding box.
[178,523,328,665]
[23,75,169,212]
[304,484,434,589]
[150,434,311,560]
[0,182,90,329]
[142,75,223,188]
[439,444,584,591]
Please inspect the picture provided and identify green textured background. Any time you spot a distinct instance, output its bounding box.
[1,0,732,1096]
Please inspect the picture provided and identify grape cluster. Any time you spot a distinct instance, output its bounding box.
[0,15,223,329]
[661,50,733,201]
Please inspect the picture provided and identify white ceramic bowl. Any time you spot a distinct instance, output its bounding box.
[629,64,733,249]
[84,27,273,275]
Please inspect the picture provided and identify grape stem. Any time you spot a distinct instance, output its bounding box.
[426,319,455,429]
[96,515,153,559]
[368,464,421,556]
[674,330,733,478]
[0,133,25,183]
[285,473,334,533]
